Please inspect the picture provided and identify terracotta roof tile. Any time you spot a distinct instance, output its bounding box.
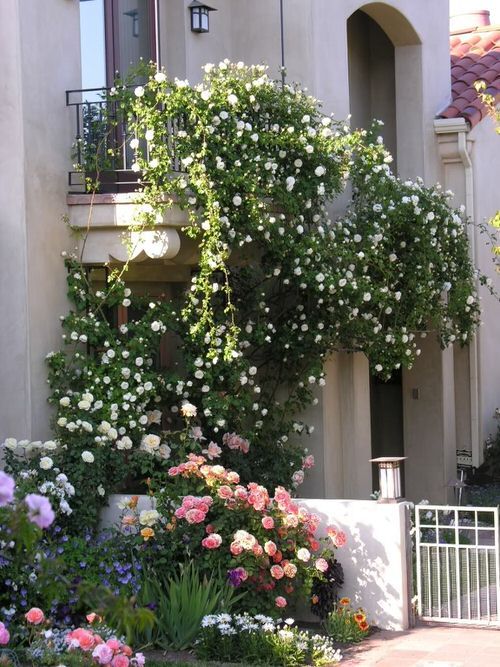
[439,25,500,127]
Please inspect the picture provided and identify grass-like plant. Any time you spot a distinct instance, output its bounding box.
[139,561,245,650]
[322,598,370,643]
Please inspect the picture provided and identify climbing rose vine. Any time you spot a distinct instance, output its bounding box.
[17,61,481,527]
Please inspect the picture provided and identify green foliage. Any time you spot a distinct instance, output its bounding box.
[322,599,370,643]
[139,561,244,650]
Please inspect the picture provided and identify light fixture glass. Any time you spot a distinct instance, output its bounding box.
[189,1,216,33]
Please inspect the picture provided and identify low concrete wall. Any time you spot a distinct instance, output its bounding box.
[299,499,413,631]
[102,495,413,631]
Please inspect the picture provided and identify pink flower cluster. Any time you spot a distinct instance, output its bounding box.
[65,628,145,666]
[0,621,10,645]
[174,495,213,524]
[222,432,250,454]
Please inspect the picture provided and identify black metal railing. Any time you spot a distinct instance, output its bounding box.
[66,87,186,194]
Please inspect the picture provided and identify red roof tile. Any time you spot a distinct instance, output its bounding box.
[439,25,500,127]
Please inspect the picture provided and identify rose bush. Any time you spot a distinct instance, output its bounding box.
[119,433,345,614]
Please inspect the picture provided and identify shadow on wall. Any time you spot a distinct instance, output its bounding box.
[298,499,412,631]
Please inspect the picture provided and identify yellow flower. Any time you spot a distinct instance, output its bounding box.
[354,612,366,623]
[141,527,155,541]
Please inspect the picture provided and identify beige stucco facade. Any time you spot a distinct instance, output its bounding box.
[1,0,500,503]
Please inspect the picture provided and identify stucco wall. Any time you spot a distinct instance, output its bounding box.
[469,118,500,448]
[0,0,78,441]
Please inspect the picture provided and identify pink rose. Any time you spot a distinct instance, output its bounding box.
[217,485,233,499]
[234,486,248,500]
[230,541,243,556]
[252,543,264,557]
[264,540,277,556]
[106,638,121,651]
[315,558,329,573]
[334,531,347,548]
[0,622,10,646]
[93,643,114,664]
[185,508,206,524]
[202,533,222,549]
[112,655,130,667]
[270,564,284,579]
[302,454,315,469]
[261,516,274,530]
[275,596,287,608]
[25,607,45,625]
[226,471,240,484]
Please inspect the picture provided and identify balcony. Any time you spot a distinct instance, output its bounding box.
[66,88,193,266]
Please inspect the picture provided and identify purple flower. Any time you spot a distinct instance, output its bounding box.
[227,568,244,587]
[0,471,15,506]
[25,494,55,529]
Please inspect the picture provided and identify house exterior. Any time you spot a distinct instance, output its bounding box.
[1,0,499,504]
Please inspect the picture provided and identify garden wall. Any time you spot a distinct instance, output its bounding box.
[298,499,413,631]
[101,495,413,632]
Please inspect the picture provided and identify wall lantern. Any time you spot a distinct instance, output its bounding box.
[370,456,407,502]
[189,1,217,33]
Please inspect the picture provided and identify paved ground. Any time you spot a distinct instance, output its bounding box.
[340,623,500,666]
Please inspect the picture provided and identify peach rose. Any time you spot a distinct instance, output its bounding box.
[270,564,284,580]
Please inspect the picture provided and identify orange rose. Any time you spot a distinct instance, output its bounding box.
[141,527,155,540]
[129,495,139,509]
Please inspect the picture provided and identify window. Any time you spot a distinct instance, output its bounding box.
[80,0,158,95]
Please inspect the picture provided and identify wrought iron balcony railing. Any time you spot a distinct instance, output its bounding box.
[66,87,186,194]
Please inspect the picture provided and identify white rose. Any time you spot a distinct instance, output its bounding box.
[81,451,95,463]
[151,321,161,332]
[4,438,17,451]
[180,402,197,418]
[117,436,133,451]
[140,434,161,452]
[78,400,91,411]
[315,165,326,177]
[159,444,171,460]
[59,397,70,407]
[40,457,53,470]
[232,195,242,206]
[154,71,166,83]
[43,441,57,451]
[134,86,144,97]
[139,509,160,527]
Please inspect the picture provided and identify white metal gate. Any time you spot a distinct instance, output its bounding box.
[415,505,500,625]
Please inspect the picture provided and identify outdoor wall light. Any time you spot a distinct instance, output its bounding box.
[370,456,407,502]
[189,1,217,33]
